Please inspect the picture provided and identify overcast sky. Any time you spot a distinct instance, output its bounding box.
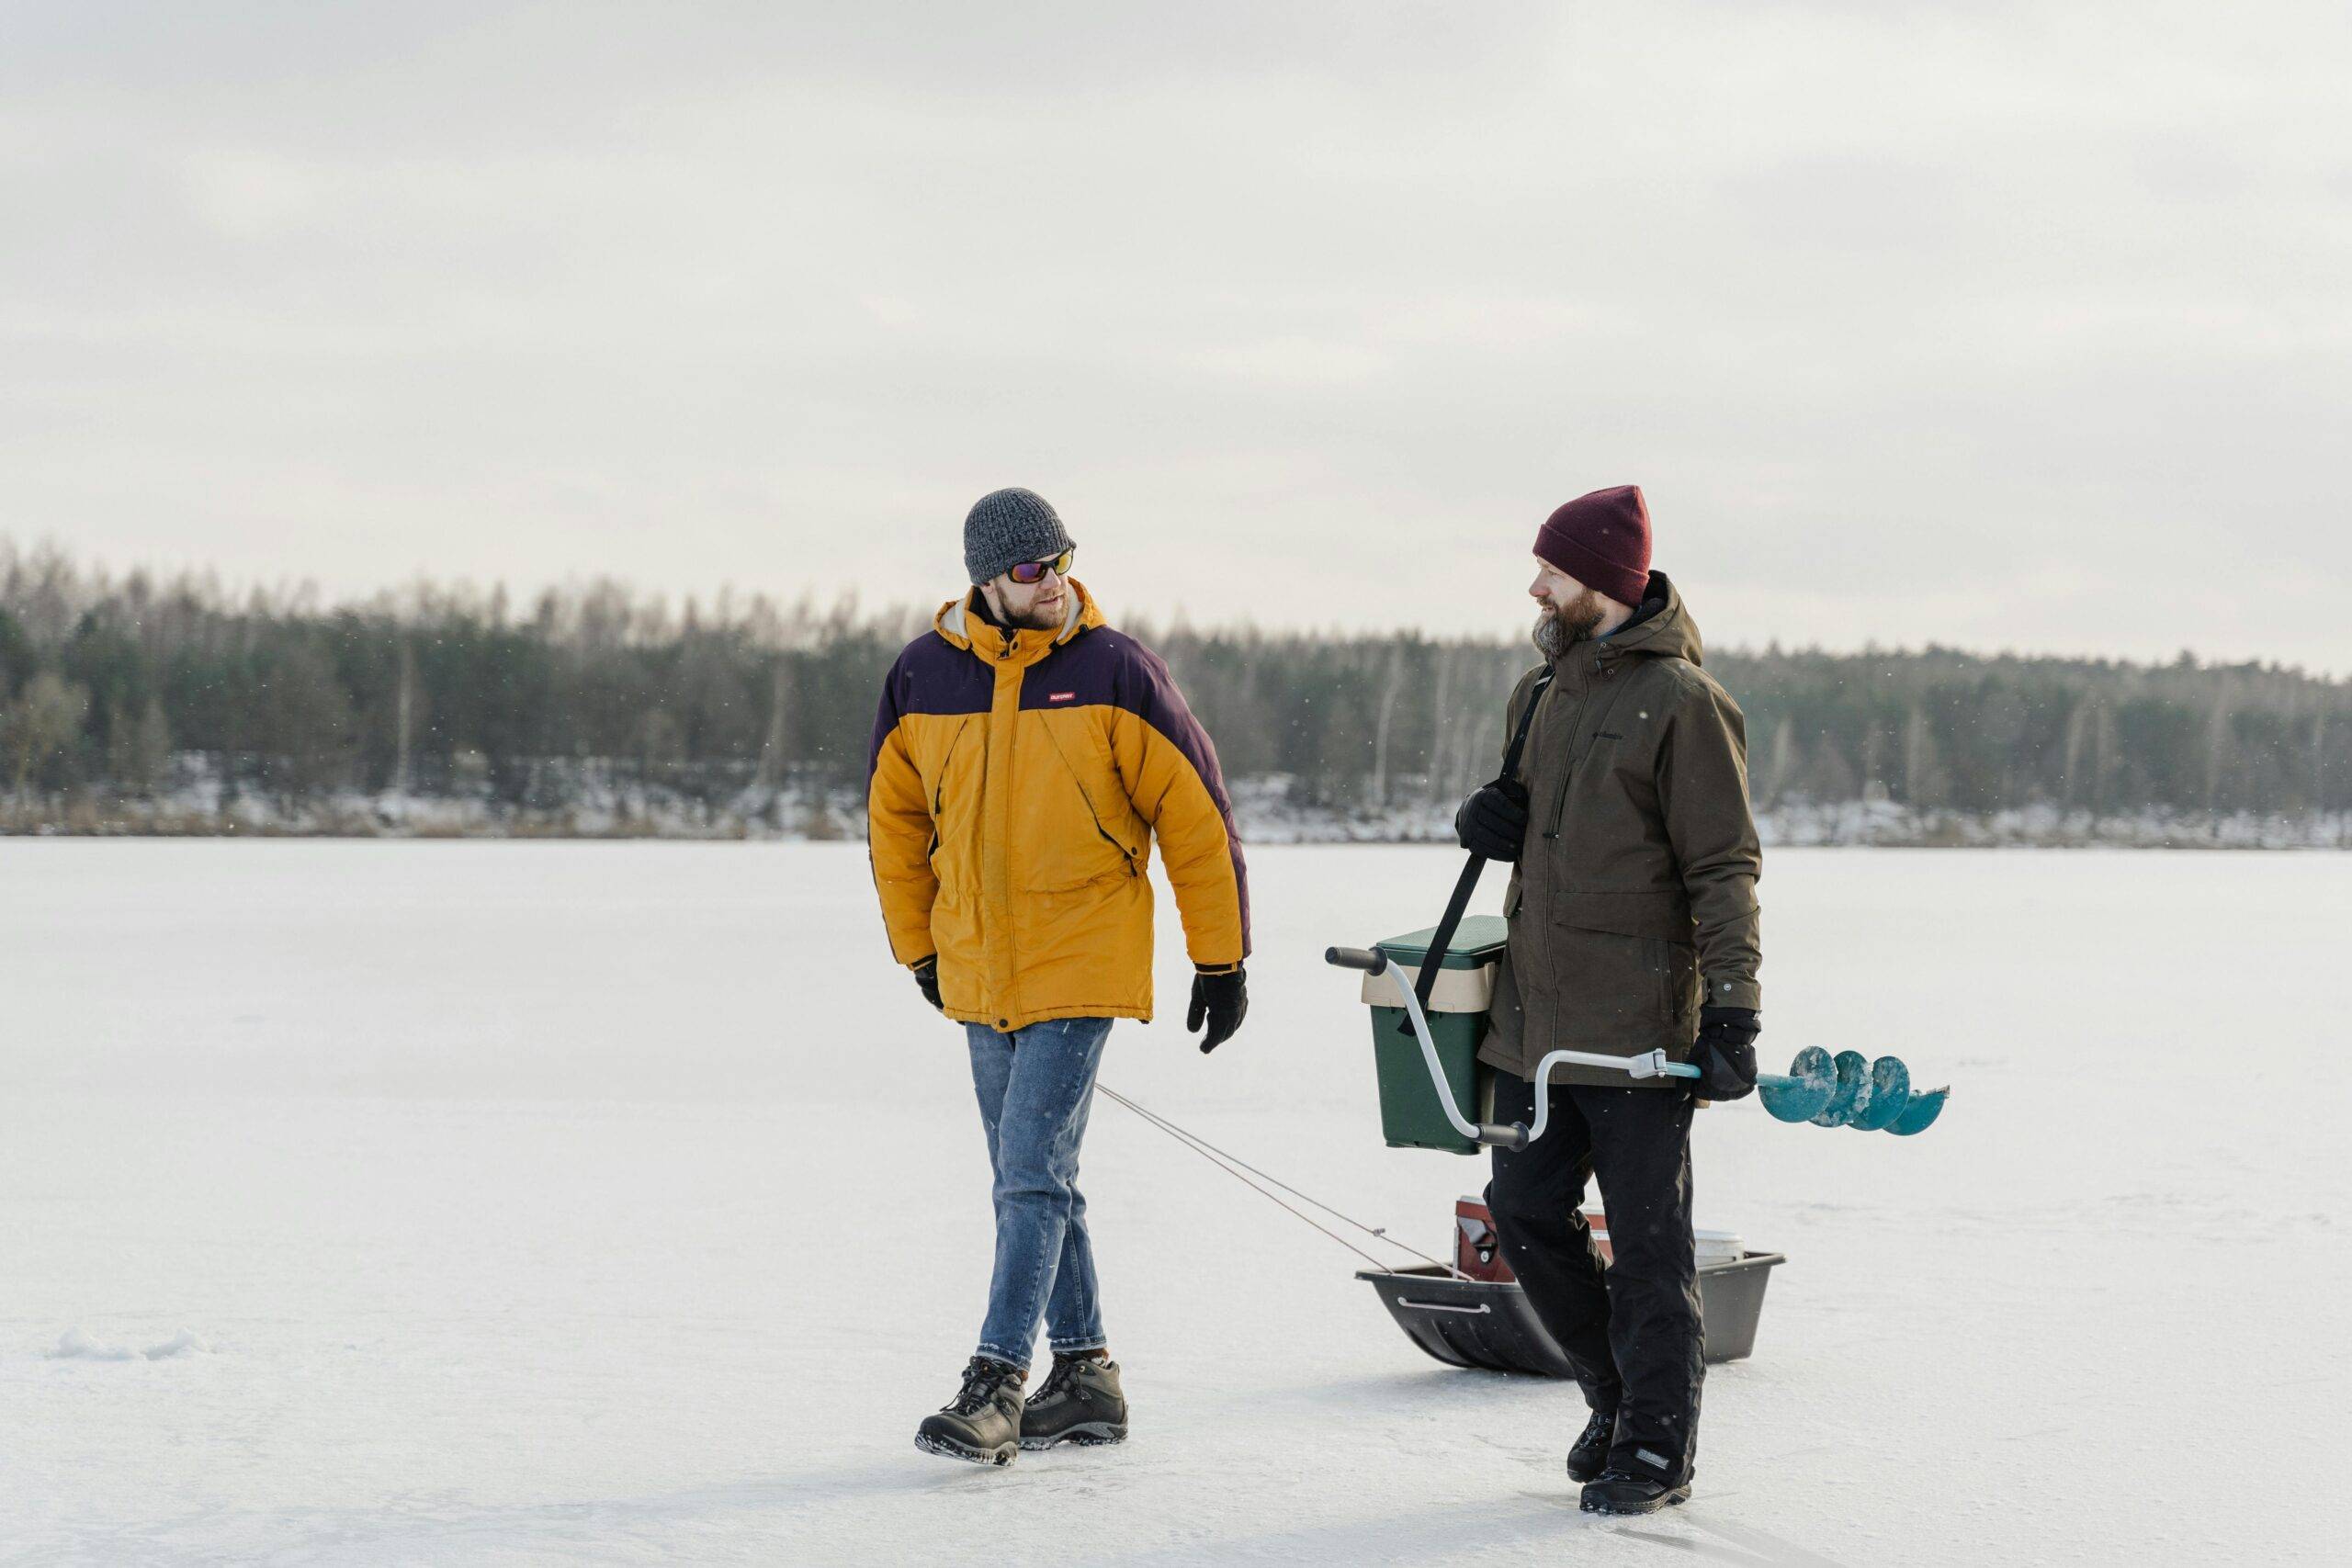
[5,3,2347,669]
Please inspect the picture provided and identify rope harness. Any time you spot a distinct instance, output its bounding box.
[1094,1080,1467,1280]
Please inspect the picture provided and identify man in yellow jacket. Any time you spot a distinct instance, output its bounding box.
[866,487,1250,1466]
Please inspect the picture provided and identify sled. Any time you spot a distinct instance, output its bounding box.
[1359,1200,1782,1373]
[1357,1250,1785,1374]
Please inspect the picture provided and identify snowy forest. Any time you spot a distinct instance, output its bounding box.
[2,543,2346,846]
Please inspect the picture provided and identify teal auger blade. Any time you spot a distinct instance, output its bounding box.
[1758,1046,1835,1122]
[1848,1055,1914,1132]
[1810,1050,1872,1127]
[1887,1086,1949,1136]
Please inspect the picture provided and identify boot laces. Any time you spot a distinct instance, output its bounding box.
[1034,1356,1085,1404]
[947,1359,1012,1416]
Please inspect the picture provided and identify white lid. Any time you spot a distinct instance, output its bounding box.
[1360,958,1494,1014]
[1693,1229,1745,1261]
[1577,1213,1744,1258]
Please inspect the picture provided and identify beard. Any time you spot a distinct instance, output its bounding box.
[983,586,1066,631]
[1532,589,1606,657]
[1004,595,1064,631]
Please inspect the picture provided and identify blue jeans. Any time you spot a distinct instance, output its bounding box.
[966,1016,1112,1371]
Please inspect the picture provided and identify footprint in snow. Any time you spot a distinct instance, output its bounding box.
[47,1327,212,1361]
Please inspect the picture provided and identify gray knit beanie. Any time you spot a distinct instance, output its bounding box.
[964,487,1076,586]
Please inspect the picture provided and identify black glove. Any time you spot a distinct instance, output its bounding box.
[1454,775,1531,863]
[1187,967,1248,1054]
[911,956,944,1012]
[1690,1006,1759,1100]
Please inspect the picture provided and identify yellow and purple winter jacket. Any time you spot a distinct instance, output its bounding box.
[865,581,1250,1032]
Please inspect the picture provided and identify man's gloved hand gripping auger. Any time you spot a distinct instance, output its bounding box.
[1188,966,1247,1054]
[1690,1006,1759,1100]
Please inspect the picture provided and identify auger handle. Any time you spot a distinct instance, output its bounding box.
[1520,1052,1815,1138]
[1530,1049,1806,1091]
[1623,1062,1809,1091]
[1338,947,1530,1150]
[1661,1065,1812,1092]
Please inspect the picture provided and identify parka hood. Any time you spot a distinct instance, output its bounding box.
[1584,570,1702,668]
[933,578,1104,662]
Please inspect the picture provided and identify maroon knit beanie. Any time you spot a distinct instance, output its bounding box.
[1534,485,1652,608]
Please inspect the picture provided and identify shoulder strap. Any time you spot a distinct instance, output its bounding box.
[1498,669,1555,781]
[1402,669,1555,1026]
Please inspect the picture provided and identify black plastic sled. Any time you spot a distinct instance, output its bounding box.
[1358,1252,1786,1376]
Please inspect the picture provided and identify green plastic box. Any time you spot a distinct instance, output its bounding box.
[1362,915,1510,1155]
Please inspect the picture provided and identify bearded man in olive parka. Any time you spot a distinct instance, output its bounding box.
[1453,484,1763,1517]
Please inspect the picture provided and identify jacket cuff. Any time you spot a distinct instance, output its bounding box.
[1705,976,1761,1011]
[1194,960,1244,976]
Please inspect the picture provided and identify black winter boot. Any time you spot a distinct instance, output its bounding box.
[1565,1404,1619,1483]
[915,1356,1025,1466]
[1020,1354,1128,1450]
[1579,1466,1691,1515]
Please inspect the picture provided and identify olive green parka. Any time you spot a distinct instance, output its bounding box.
[1480,572,1763,1088]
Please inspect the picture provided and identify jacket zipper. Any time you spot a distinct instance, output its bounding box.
[1535,671,1567,1045]
[1543,666,1594,839]
[1544,652,1634,839]
[989,638,1018,1022]
[1536,657,1604,1043]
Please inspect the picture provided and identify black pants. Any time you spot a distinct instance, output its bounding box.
[1484,1067,1702,1481]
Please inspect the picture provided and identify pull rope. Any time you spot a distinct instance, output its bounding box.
[1094,1081,1466,1280]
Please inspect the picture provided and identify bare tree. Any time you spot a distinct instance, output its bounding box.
[394,638,418,795]
[1368,644,1405,807]
[6,671,89,802]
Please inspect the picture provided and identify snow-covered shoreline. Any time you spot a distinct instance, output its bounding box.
[7,773,2349,849]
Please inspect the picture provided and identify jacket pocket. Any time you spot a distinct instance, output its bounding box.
[1021,838,1134,894]
[925,719,977,895]
[1549,886,1692,942]
[1544,920,1679,1040]
[929,886,981,1008]
[1663,938,1698,1026]
[923,719,972,810]
[1023,721,1141,892]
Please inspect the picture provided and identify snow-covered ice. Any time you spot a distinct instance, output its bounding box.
[3,840,2346,1564]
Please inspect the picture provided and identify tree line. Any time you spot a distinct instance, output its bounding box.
[3,541,2346,836]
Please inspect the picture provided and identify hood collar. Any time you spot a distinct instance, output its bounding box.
[1554,571,1703,669]
[935,578,1102,661]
